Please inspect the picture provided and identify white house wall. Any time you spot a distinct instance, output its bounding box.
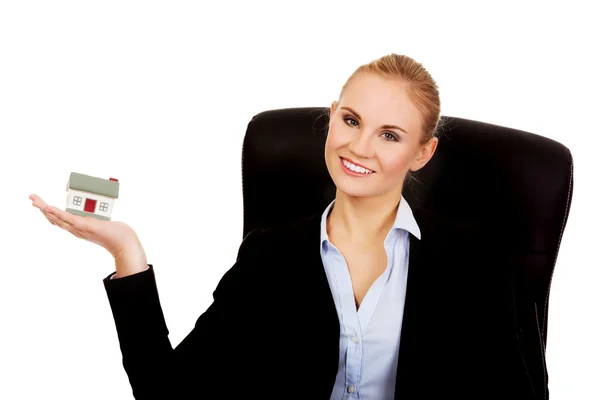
[66,189,115,218]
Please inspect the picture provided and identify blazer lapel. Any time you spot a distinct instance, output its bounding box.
[288,213,341,393]
[394,230,423,399]
[393,207,457,399]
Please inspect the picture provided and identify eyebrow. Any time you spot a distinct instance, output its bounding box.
[340,106,409,134]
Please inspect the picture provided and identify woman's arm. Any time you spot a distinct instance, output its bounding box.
[103,228,266,399]
[29,194,267,397]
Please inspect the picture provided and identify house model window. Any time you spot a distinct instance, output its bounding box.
[65,172,120,221]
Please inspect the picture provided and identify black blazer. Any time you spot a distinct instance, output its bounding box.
[103,206,545,399]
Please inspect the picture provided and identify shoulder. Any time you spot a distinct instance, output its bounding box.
[412,206,452,236]
[410,206,496,267]
[214,214,318,297]
[411,206,477,240]
[237,213,320,260]
[411,206,458,252]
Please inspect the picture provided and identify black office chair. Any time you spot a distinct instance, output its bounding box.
[240,107,574,397]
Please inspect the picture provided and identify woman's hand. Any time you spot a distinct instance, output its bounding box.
[29,194,148,276]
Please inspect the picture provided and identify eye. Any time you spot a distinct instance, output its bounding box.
[382,132,399,142]
[343,115,359,127]
[343,114,399,142]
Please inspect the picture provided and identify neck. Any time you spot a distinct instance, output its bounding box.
[327,189,402,246]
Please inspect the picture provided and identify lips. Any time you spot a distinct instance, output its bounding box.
[340,157,375,173]
[339,157,375,177]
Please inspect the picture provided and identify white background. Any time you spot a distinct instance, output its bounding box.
[1,1,598,399]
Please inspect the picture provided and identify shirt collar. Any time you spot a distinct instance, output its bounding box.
[320,195,422,247]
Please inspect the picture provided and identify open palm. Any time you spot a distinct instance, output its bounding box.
[29,193,143,260]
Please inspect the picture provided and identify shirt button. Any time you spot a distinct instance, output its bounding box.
[352,335,359,343]
[347,385,355,393]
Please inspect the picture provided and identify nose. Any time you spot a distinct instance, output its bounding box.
[348,131,375,159]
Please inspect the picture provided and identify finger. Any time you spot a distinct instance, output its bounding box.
[30,195,69,229]
[46,211,68,230]
[47,206,94,233]
[42,210,56,225]
[47,211,88,239]
[69,229,87,240]
[46,208,77,230]
[31,198,57,221]
[30,194,50,211]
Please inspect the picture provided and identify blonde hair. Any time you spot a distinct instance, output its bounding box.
[337,53,441,145]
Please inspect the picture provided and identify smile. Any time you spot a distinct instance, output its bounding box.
[340,157,375,175]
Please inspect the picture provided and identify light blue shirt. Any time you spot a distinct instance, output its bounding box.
[320,196,421,400]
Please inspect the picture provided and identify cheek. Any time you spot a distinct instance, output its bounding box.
[325,125,346,151]
[378,149,412,175]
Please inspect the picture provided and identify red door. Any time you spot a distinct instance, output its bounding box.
[84,198,97,213]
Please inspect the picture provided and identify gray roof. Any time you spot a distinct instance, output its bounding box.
[68,172,120,198]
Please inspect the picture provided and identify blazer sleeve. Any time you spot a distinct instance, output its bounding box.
[103,228,267,399]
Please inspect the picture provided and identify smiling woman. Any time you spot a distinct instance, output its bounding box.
[325,75,437,207]
[324,55,440,205]
[30,53,542,399]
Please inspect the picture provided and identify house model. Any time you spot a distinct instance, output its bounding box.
[65,172,120,221]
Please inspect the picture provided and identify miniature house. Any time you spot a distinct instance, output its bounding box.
[65,172,120,221]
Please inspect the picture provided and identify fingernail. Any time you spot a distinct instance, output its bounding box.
[47,207,54,213]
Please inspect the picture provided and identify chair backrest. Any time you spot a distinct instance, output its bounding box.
[240,107,573,347]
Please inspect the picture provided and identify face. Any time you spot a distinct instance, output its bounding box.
[325,73,438,200]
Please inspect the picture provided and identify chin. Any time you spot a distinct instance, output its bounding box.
[335,175,402,201]
[333,177,380,198]
[338,189,376,199]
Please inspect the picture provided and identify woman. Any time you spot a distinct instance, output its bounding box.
[29,54,541,399]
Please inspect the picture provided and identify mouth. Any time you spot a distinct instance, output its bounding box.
[340,157,375,176]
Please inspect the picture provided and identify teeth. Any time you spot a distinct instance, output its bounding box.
[343,159,373,174]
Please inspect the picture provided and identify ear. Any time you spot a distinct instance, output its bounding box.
[410,137,439,172]
[330,101,338,116]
